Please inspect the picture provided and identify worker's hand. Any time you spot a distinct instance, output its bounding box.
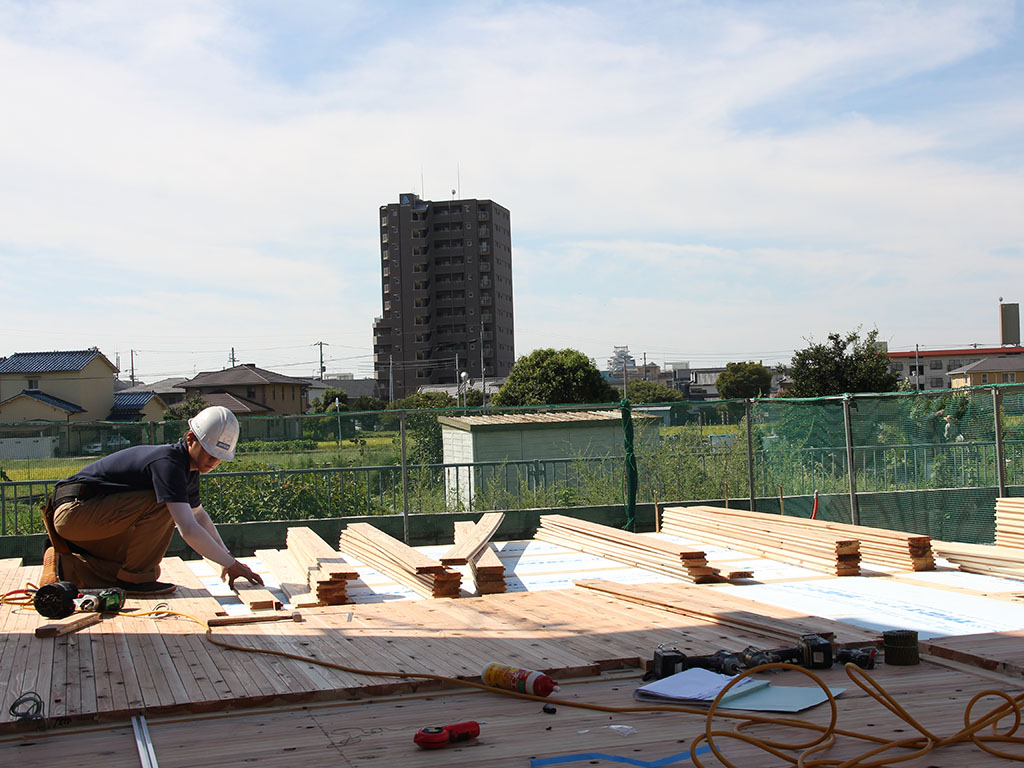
[222,560,264,588]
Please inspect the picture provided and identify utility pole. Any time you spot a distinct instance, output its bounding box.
[130,350,136,385]
[389,355,394,402]
[914,343,920,390]
[229,347,237,366]
[481,334,486,409]
[314,341,328,380]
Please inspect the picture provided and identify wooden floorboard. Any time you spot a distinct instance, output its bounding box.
[4,545,1024,766]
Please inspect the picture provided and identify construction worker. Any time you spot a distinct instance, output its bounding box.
[41,405,264,595]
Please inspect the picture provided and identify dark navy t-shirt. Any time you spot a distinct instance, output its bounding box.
[58,442,201,507]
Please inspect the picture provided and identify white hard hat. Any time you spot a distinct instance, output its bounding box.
[188,406,239,461]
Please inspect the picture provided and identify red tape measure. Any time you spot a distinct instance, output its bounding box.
[413,721,480,749]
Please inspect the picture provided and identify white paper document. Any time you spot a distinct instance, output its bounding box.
[633,668,843,713]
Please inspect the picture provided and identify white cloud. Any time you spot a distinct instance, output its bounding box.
[0,0,1020,379]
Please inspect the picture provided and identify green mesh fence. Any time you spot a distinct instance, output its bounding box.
[1,387,1022,542]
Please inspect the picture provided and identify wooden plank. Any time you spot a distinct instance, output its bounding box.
[231,580,283,611]
[440,512,505,565]
[255,548,322,608]
[35,613,102,638]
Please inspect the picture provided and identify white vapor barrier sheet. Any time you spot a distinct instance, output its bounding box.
[727,577,1024,640]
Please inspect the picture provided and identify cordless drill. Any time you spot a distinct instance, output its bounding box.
[645,643,743,680]
[739,634,834,670]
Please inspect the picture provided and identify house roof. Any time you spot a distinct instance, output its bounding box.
[123,377,188,395]
[439,409,657,431]
[199,392,274,414]
[889,346,1024,359]
[0,389,85,413]
[184,364,310,389]
[947,356,1024,376]
[0,349,117,375]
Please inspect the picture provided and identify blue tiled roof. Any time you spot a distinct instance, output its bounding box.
[0,389,85,412]
[0,349,112,374]
[112,391,156,412]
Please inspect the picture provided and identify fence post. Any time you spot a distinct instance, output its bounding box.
[400,411,410,543]
[993,387,1007,498]
[843,393,860,525]
[745,399,756,512]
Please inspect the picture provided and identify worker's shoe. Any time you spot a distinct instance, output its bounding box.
[40,545,59,586]
[115,579,176,596]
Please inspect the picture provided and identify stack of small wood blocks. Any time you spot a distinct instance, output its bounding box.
[339,522,462,598]
[535,514,750,583]
[445,512,507,594]
[283,526,358,605]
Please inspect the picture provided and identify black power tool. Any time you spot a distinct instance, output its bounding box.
[34,581,126,619]
[739,634,834,670]
[645,643,743,680]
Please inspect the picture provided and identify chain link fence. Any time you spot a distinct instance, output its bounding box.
[2,385,1022,543]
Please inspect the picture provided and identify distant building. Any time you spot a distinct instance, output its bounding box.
[888,346,1024,390]
[306,377,382,409]
[122,377,188,406]
[0,349,118,422]
[108,391,168,422]
[182,364,310,416]
[372,193,515,401]
[948,356,1024,388]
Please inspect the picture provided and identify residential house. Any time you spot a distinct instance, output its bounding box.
[0,349,118,423]
[108,391,168,422]
[948,356,1024,388]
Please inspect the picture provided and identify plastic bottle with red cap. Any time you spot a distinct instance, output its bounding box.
[481,662,560,697]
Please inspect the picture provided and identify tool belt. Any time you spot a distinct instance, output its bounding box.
[43,483,106,556]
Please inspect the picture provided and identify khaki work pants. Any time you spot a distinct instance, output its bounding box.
[52,490,175,587]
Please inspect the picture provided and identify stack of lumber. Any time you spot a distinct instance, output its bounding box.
[661,505,861,576]
[932,539,1024,581]
[995,498,1024,548]
[339,523,462,599]
[668,505,935,572]
[534,514,750,584]
[285,526,359,605]
[445,513,507,595]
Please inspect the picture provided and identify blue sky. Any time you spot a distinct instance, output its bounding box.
[1,0,1022,382]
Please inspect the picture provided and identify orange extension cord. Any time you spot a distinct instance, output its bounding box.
[6,586,1024,766]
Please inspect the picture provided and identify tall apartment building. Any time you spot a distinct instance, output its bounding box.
[372,193,515,400]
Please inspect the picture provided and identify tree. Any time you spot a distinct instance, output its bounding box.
[626,379,683,404]
[309,387,350,413]
[492,348,618,406]
[786,328,900,397]
[164,394,209,422]
[716,361,773,399]
[387,391,457,465]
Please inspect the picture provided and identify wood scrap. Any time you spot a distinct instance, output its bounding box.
[441,512,505,565]
[534,514,738,583]
[285,526,358,605]
[339,523,462,599]
[35,612,102,638]
[453,520,506,595]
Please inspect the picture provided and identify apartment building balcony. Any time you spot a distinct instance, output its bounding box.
[479,276,491,288]
[482,330,493,341]
[481,311,493,323]
[478,211,489,221]
[480,294,492,306]
[479,243,490,255]
[478,227,490,238]
[478,260,490,272]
